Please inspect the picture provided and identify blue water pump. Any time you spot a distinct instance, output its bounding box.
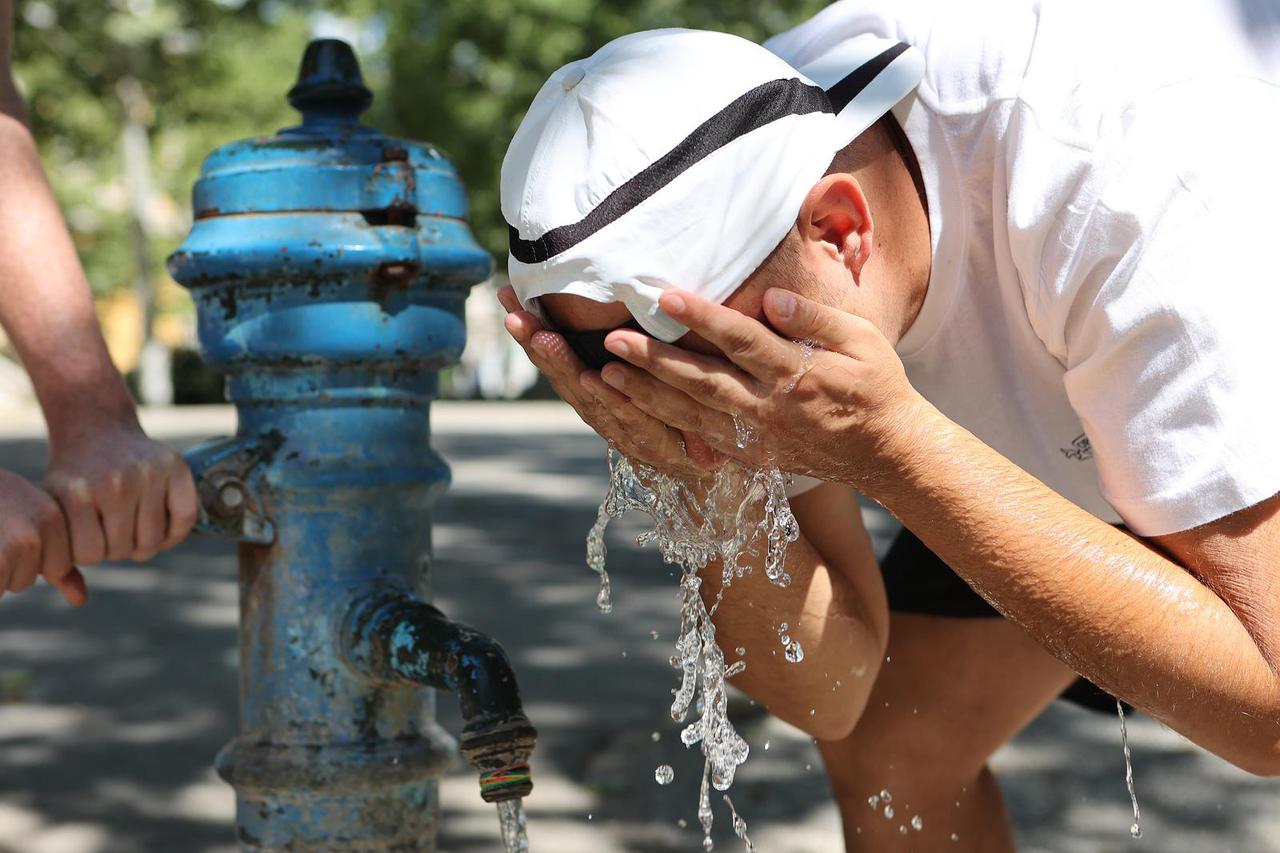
[167,39,536,851]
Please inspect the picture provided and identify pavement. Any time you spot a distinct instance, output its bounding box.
[0,401,1277,853]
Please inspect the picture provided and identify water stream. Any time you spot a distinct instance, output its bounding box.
[1117,700,1142,838]
[496,799,529,853]
[585,446,801,850]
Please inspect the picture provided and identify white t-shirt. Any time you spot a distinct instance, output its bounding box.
[769,0,1280,536]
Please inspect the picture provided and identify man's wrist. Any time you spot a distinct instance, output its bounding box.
[850,391,949,499]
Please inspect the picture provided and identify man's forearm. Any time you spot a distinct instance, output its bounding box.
[699,518,885,741]
[0,99,138,442]
[865,398,1280,772]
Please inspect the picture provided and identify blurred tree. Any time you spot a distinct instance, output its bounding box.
[376,0,832,263]
[10,0,829,383]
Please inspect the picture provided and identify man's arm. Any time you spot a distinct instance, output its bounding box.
[875,404,1280,775]
[704,481,888,740]
[606,288,1280,776]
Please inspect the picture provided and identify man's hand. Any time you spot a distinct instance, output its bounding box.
[596,288,924,486]
[44,417,197,566]
[0,469,84,606]
[497,285,719,480]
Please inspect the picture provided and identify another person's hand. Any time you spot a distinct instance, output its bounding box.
[596,288,927,487]
[497,285,719,481]
[44,415,198,566]
[0,469,84,606]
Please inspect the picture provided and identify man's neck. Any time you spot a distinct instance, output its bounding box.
[864,127,932,343]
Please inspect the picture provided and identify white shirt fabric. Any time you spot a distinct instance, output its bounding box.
[768,0,1280,535]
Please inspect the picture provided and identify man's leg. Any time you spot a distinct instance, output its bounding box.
[819,612,1076,851]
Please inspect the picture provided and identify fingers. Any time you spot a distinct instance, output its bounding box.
[133,463,168,560]
[602,329,759,416]
[496,284,522,314]
[656,290,802,381]
[578,371,698,472]
[99,469,142,562]
[35,499,85,608]
[51,567,88,608]
[161,461,198,551]
[761,288,879,355]
[46,475,107,566]
[2,518,40,595]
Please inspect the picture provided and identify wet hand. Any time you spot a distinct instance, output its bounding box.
[44,419,198,567]
[497,285,720,480]
[0,470,84,606]
[596,288,927,485]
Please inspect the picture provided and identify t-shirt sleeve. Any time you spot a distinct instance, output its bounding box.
[1042,83,1280,536]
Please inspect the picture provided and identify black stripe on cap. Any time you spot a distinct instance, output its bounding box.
[826,41,910,111]
[509,42,910,264]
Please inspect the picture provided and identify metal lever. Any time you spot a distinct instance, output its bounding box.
[182,431,283,545]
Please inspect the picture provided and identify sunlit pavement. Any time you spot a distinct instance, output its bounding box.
[0,402,1276,853]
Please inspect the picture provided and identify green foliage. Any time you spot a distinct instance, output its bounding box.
[375,0,831,262]
[11,0,829,295]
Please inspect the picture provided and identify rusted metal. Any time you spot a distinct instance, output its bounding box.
[169,38,532,852]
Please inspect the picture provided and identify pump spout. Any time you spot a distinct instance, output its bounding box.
[343,589,537,803]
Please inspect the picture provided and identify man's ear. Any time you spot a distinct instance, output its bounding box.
[795,174,873,279]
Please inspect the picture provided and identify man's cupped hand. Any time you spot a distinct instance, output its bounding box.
[498,285,722,481]
[594,288,926,486]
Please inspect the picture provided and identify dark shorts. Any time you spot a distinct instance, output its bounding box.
[881,527,1126,715]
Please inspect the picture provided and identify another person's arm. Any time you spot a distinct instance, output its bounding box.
[1,3,196,597]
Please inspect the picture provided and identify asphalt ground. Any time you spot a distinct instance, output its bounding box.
[0,402,1276,852]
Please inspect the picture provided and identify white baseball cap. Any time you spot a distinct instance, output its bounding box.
[501,28,925,342]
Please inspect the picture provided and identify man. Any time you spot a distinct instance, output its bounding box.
[1,0,196,604]
[500,2,1280,850]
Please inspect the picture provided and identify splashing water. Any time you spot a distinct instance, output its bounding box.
[731,415,759,450]
[586,447,801,850]
[723,795,757,852]
[1117,700,1142,838]
[497,799,529,853]
[780,339,820,394]
[776,622,804,664]
[586,503,614,614]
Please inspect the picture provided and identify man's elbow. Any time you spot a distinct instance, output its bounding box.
[1216,727,1280,778]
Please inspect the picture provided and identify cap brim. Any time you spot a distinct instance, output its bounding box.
[795,36,925,149]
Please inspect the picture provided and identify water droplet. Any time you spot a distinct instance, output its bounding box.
[880,790,892,803]
[911,815,923,831]
[763,740,770,750]
[735,646,746,656]
[1117,700,1142,839]
[650,630,660,640]
[899,825,908,835]
[805,763,812,771]
[951,833,960,842]
[678,818,688,829]
[883,805,895,819]
[651,731,661,742]
[655,765,675,785]
[621,650,628,658]
[784,641,805,663]
[868,795,880,809]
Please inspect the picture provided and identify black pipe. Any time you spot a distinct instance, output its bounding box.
[343,589,537,802]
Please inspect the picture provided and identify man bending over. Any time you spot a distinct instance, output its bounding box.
[499,4,1280,850]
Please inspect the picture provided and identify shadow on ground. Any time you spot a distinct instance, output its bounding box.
[0,418,1277,852]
